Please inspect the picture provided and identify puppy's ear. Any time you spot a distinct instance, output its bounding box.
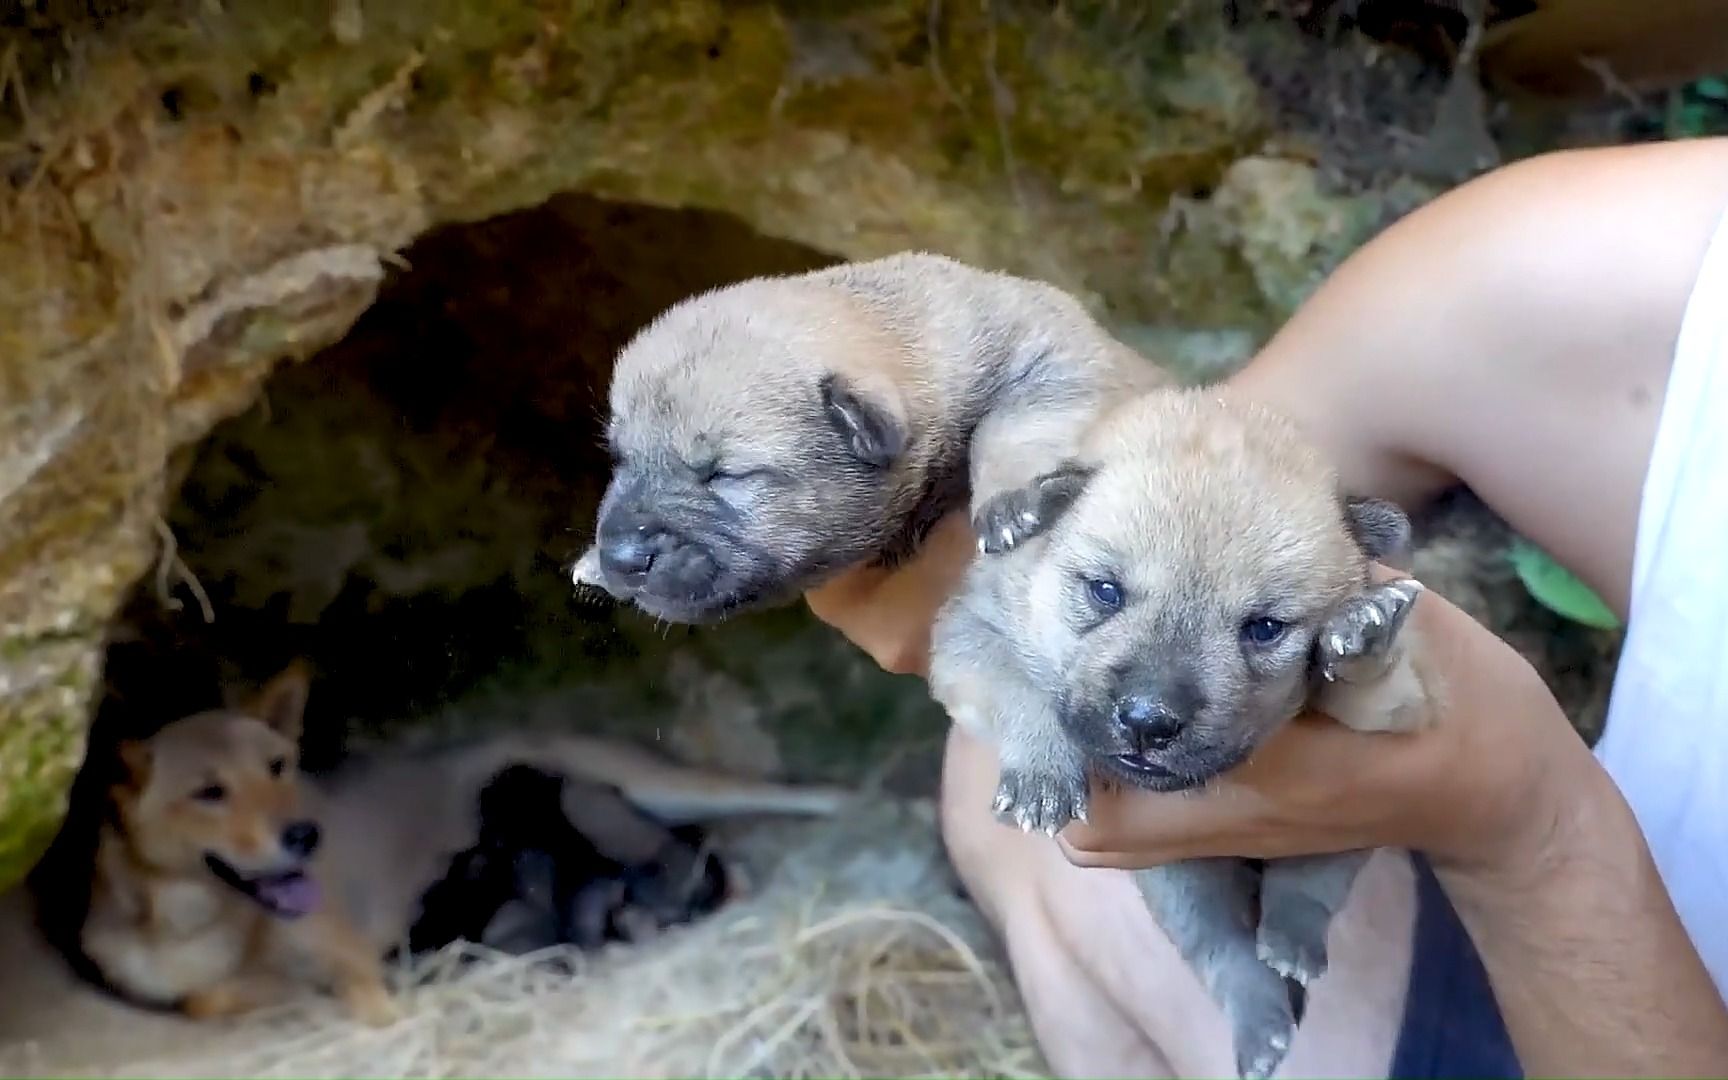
[250,661,310,742]
[1342,495,1412,564]
[117,740,153,785]
[821,374,906,469]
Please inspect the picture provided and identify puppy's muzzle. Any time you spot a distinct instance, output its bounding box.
[597,510,720,598]
[1113,694,1186,755]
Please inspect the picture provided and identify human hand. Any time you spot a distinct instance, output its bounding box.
[803,510,975,676]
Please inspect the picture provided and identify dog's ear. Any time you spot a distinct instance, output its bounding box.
[117,740,153,784]
[821,374,906,469]
[1342,495,1412,565]
[250,661,310,742]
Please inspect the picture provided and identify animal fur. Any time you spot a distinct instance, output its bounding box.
[566,253,1434,1077]
[928,387,1438,1078]
[571,250,1167,622]
[45,662,852,1023]
[74,663,398,1026]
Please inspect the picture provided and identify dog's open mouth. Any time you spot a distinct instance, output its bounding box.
[204,854,321,919]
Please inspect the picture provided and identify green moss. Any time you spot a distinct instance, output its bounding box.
[0,639,100,890]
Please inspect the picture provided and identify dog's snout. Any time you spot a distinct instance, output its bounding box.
[281,820,321,858]
[599,533,658,583]
[1113,695,1186,753]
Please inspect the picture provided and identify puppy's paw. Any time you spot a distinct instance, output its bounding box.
[1316,578,1423,684]
[344,980,401,1028]
[992,767,1089,835]
[1231,995,1299,1080]
[1255,896,1333,988]
[973,487,1048,556]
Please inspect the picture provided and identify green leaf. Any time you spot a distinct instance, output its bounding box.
[1693,77,1728,102]
[1507,540,1621,630]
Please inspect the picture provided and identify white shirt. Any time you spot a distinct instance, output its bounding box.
[1597,199,1728,997]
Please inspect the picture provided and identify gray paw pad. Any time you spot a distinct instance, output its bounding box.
[974,489,1046,556]
[1234,1011,1296,1080]
[1256,922,1329,988]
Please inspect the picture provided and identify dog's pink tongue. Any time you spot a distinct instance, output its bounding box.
[258,873,321,918]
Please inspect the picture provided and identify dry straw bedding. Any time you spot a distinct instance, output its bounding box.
[0,803,1046,1079]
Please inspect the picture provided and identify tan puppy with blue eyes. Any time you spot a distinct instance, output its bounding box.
[928,387,1435,1079]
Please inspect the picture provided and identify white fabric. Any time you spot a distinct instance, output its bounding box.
[1597,199,1728,998]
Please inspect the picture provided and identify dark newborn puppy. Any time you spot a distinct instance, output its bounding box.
[406,764,728,957]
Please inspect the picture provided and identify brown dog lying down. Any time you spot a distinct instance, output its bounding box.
[32,662,850,1026]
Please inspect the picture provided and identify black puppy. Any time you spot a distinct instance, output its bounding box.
[407,764,729,956]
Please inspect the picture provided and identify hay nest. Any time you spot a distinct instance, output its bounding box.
[0,800,1045,1079]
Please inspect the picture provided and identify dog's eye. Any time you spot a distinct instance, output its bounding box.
[1086,578,1124,610]
[193,784,227,804]
[1240,617,1288,646]
[268,757,287,778]
[703,465,769,486]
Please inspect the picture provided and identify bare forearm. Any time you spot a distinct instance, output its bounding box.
[1438,749,1728,1077]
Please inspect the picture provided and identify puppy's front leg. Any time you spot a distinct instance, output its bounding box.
[935,667,1091,835]
[1135,858,1300,1080]
[930,612,1091,835]
[991,703,1093,836]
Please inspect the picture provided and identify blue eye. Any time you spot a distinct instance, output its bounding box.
[1241,617,1287,645]
[1087,578,1124,609]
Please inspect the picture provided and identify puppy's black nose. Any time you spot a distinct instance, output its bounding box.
[282,821,321,858]
[599,534,657,584]
[1113,696,1185,752]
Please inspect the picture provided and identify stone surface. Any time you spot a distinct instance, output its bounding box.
[0,1,1633,889]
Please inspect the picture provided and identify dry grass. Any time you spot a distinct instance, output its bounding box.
[0,803,1046,1080]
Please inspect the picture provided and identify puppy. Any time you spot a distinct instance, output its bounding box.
[571,250,1167,624]
[928,387,1435,1078]
[77,663,398,1025]
[406,763,729,956]
[572,253,1167,818]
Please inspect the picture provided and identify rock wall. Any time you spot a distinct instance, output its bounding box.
[0,0,1635,888]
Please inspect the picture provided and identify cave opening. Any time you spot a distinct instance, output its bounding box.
[93,192,948,794]
[0,194,995,1069]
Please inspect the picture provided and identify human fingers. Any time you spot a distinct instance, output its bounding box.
[803,511,975,676]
